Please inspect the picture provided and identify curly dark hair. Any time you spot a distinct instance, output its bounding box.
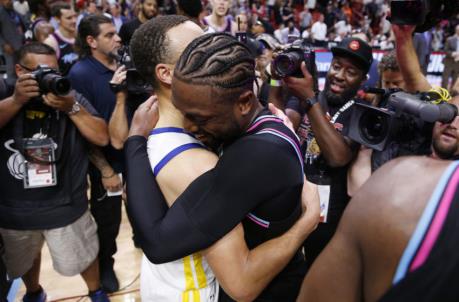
[130,15,190,88]
[378,51,400,75]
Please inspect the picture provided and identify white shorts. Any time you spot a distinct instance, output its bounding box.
[140,254,219,302]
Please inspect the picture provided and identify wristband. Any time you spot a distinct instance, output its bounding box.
[270,79,282,87]
[109,82,125,93]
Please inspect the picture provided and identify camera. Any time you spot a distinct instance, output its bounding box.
[272,39,318,92]
[390,0,459,32]
[31,65,71,96]
[344,89,458,151]
[117,46,152,95]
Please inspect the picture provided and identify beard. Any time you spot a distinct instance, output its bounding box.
[432,138,458,159]
[198,118,243,153]
[142,7,155,20]
[323,78,360,107]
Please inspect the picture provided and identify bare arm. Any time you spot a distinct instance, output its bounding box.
[347,146,372,197]
[108,66,129,149]
[109,91,129,149]
[297,221,362,302]
[42,92,109,146]
[88,146,122,192]
[393,25,431,93]
[204,178,320,302]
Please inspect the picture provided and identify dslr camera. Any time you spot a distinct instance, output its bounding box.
[344,89,458,152]
[31,65,71,96]
[272,39,318,92]
[272,39,316,78]
[117,46,152,95]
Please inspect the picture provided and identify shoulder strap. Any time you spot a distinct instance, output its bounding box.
[148,128,205,176]
[392,161,459,284]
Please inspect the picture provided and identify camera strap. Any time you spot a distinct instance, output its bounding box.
[330,100,355,124]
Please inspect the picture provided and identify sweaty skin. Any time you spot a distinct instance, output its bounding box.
[297,156,452,301]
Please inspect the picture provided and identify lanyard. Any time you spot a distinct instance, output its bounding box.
[330,100,354,124]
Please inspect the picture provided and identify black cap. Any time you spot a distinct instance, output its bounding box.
[331,37,373,73]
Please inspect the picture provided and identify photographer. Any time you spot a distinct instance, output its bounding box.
[348,24,458,196]
[269,37,373,268]
[0,43,109,301]
[68,14,124,293]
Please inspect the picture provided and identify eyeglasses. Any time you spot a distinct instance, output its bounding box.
[18,63,37,72]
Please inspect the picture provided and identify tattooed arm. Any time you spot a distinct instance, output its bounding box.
[88,145,122,192]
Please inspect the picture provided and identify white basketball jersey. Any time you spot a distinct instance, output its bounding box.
[141,127,219,302]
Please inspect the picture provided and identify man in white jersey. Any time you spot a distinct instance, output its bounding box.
[129,15,320,301]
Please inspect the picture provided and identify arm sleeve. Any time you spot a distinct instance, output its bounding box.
[125,135,303,264]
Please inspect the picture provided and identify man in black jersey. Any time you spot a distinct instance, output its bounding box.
[118,0,157,45]
[43,2,78,75]
[297,155,459,301]
[126,31,319,301]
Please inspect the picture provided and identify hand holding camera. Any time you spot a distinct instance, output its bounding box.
[42,92,76,113]
[283,62,316,102]
[111,65,127,85]
[109,65,128,94]
[12,74,41,105]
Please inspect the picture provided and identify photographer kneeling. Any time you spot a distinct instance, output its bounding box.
[0,43,110,301]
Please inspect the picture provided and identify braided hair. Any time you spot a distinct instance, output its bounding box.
[174,33,256,103]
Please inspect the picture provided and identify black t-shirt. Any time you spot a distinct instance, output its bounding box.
[119,18,142,46]
[0,93,99,230]
[287,92,356,224]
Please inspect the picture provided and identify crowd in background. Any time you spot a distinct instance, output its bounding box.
[1,0,459,86]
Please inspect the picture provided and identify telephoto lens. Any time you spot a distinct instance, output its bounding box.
[42,73,72,96]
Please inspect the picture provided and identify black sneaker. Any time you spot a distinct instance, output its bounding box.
[100,266,119,293]
[22,286,46,302]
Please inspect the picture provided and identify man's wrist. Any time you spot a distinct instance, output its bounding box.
[129,127,149,138]
[67,101,81,115]
[11,95,27,107]
[110,82,126,94]
[101,167,115,178]
[303,96,318,112]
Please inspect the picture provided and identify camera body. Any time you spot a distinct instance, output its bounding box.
[272,39,316,78]
[31,65,71,96]
[117,46,152,95]
[344,90,458,151]
[390,0,459,32]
